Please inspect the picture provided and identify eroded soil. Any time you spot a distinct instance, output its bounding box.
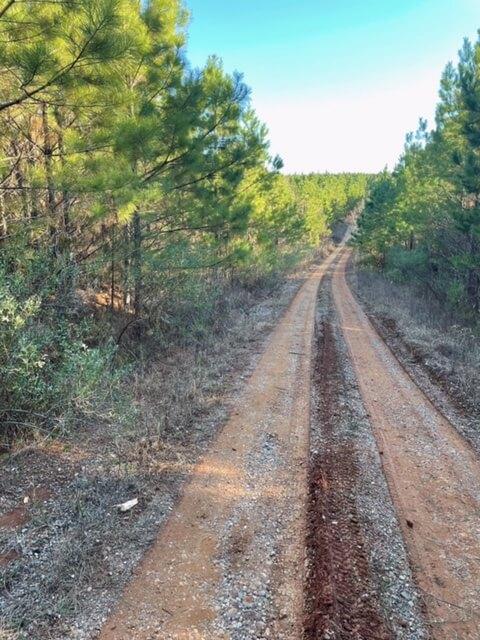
[305,321,393,640]
[304,271,426,640]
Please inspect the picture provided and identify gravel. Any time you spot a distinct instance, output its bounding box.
[213,429,288,640]
[0,263,310,640]
[311,276,429,639]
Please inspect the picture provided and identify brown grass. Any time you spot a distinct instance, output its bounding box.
[349,256,480,421]
[0,253,318,640]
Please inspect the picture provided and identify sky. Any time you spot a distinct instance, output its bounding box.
[185,0,480,174]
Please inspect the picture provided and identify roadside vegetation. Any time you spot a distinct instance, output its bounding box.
[351,266,480,423]
[354,33,480,321]
[0,3,368,637]
[352,32,480,428]
[0,261,312,639]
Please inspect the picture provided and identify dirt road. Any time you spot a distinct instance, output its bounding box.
[99,246,480,640]
[99,247,343,640]
[333,250,480,640]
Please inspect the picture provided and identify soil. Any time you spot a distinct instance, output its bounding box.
[334,249,480,640]
[0,260,314,640]
[355,302,480,461]
[3,241,480,640]
[97,245,344,640]
[305,267,426,640]
[305,320,393,640]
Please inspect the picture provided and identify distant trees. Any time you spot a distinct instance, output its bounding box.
[290,173,368,244]
[0,0,367,313]
[355,33,480,317]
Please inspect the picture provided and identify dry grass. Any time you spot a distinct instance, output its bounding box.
[349,257,480,420]
[0,254,316,640]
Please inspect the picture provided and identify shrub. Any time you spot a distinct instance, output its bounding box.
[384,246,429,284]
[0,259,120,442]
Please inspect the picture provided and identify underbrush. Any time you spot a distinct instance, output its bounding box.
[138,247,311,344]
[0,255,122,445]
[350,258,480,419]
[0,244,317,639]
[1,243,313,450]
[359,244,479,321]
[115,245,317,451]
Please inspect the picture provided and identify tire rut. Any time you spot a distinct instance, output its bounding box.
[97,246,345,640]
[333,249,480,640]
[304,319,393,640]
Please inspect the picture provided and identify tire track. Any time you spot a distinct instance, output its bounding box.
[304,319,393,640]
[98,247,344,639]
[333,249,480,640]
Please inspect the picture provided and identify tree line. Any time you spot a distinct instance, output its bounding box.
[0,0,367,438]
[355,33,480,318]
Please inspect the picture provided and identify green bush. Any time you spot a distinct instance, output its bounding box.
[385,247,429,284]
[446,281,466,307]
[0,260,120,442]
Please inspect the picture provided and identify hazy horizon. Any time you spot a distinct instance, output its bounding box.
[186,0,480,173]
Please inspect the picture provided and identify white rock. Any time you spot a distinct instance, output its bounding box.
[117,498,138,512]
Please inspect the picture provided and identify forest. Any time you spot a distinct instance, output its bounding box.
[0,0,367,442]
[355,35,480,320]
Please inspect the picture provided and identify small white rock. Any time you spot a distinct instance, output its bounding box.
[117,498,138,512]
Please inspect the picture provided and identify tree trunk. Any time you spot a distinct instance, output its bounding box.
[26,140,39,223]
[466,227,479,311]
[10,142,29,220]
[409,231,415,251]
[110,224,116,311]
[54,110,72,243]
[41,102,58,255]
[122,225,130,310]
[132,211,142,318]
[0,190,6,239]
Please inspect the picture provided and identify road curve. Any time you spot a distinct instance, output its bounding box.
[333,249,480,640]
[99,247,343,640]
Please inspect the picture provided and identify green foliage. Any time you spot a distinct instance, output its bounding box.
[0,0,368,440]
[290,173,369,243]
[0,256,119,439]
[384,247,430,284]
[355,31,480,318]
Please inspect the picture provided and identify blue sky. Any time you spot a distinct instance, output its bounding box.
[185,0,480,173]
